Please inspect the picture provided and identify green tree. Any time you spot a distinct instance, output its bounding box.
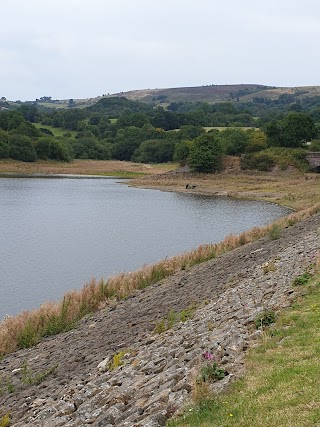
[266,112,317,147]
[217,128,249,155]
[188,133,223,172]
[133,139,175,163]
[173,140,193,165]
[9,134,37,162]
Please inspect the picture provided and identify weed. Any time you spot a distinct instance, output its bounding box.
[0,414,10,427]
[154,306,196,334]
[293,272,312,286]
[108,350,126,371]
[196,351,226,385]
[269,224,282,240]
[32,365,58,385]
[197,362,226,383]
[262,261,276,274]
[6,379,14,394]
[207,321,214,331]
[255,310,276,329]
[16,320,39,349]
[21,360,58,386]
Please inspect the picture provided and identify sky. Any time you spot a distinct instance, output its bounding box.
[1,0,320,101]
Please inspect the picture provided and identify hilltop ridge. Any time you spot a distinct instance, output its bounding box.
[4,84,320,110]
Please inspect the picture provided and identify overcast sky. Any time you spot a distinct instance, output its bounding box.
[2,0,320,101]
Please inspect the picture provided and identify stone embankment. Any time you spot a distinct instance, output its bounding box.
[1,214,320,426]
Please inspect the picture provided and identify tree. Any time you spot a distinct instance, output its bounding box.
[188,133,223,172]
[9,134,37,162]
[132,139,175,163]
[217,128,249,155]
[173,140,193,165]
[266,112,317,147]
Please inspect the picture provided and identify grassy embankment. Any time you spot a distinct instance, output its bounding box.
[1,163,320,358]
[167,270,320,427]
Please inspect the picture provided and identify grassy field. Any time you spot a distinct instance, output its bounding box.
[32,123,78,138]
[203,127,259,132]
[168,272,320,427]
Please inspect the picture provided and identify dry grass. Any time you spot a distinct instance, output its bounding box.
[0,159,177,177]
[1,201,319,356]
[132,170,320,211]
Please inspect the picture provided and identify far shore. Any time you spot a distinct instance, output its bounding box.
[1,159,320,211]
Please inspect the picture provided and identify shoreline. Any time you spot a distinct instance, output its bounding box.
[2,211,320,426]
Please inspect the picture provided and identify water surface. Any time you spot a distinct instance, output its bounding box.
[0,178,290,318]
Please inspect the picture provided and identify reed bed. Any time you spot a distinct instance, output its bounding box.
[1,202,320,357]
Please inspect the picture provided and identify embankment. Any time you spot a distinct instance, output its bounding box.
[1,212,320,426]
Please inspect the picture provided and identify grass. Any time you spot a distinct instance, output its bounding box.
[167,274,320,427]
[154,306,196,334]
[0,202,319,357]
[32,123,77,138]
[132,169,320,211]
[0,159,177,177]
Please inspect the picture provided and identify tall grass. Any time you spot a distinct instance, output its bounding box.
[1,203,320,357]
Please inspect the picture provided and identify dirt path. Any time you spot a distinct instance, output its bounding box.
[1,213,320,422]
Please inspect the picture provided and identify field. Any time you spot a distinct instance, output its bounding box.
[32,123,77,138]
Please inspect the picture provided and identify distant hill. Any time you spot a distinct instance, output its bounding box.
[9,84,320,109]
[110,84,320,105]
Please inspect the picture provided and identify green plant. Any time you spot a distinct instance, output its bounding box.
[255,310,276,329]
[21,360,58,386]
[154,306,196,334]
[32,365,58,385]
[293,272,312,286]
[269,224,282,240]
[6,379,14,394]
[197,362,226,383]
[108,350,126,371]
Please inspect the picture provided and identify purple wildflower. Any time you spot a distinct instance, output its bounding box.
[202,351,214,360]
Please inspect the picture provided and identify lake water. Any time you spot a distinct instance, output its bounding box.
[0,177,290,318]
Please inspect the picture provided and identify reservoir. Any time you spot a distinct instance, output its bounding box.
[0,177,290,319]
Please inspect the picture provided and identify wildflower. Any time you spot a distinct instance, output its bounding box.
[202,351,214,360]
[229,413,233,417]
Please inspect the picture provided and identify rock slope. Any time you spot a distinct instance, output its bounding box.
[1,214,320,426]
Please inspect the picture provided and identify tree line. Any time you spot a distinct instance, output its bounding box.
[0,97,319,172]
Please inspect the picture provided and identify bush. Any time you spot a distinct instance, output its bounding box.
[255,310,276,329]
[9,134,37,162]
[241,152,275,171]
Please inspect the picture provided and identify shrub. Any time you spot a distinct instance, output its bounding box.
[255,310,276,329]
[241,152,275,171]
[293,272,312,286]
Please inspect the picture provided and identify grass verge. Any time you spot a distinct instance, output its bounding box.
[1,202,319,357]
[167,272,320,427]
